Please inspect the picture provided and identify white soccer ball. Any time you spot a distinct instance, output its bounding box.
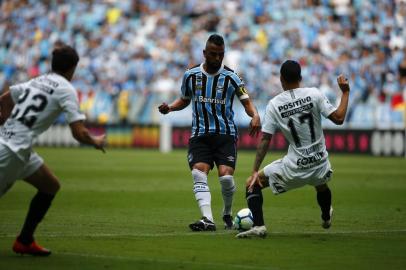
[234,208,254,231]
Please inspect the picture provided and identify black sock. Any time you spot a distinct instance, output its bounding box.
[18,192,55,245]
[317,188,332,221]
[246,185,265,226]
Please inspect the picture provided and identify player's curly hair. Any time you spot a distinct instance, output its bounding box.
[51,45,79,73]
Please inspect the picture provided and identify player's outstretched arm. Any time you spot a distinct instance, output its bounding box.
[158,98,190,114]
[0,90,14,125]
[328,74,350,125]
[69,120,106,153]
[247,132,272,192]
[240,98,261,137]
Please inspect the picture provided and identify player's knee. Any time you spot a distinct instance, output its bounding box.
[191,168,207,183]
[219,175,236,194]
[191,168,209,192]
[245,183,262,198]
[39,176,61,195]
[47,179,60,194]
[218,166,234,176]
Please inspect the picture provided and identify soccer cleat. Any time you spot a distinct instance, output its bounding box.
[12,239,51,256]
[321,207,334,229]
[235,225,267,238]
[189,216,216,231]
[223,214,234,230]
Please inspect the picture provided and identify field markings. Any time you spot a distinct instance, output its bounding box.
[57,251,279,270]
[2,229,406,239]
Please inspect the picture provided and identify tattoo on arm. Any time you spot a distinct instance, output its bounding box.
[253,134,272,171]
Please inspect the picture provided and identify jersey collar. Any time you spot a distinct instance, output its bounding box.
[200,63,224,77]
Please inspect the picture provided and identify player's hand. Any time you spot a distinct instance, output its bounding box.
[94,134,106,153]
[337,75,350,93]
[249,115,261,137]
[158,103,171,114]
[247,171,262,193]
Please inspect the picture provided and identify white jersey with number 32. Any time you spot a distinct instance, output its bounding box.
[262,87,336,178]
[0,73,85,161]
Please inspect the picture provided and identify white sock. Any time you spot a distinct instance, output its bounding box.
[219,175,236,216]
[192,169,213,222]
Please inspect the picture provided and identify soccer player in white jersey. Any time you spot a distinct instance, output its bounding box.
[236,60,350,238]
[0,45,106,255]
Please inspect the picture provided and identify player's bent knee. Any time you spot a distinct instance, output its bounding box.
[191,168,207,183]
[38,177,60,195]
[49,179,61,194]
[24,165,61,195]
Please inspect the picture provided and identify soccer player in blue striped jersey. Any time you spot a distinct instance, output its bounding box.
[159,34,261,231]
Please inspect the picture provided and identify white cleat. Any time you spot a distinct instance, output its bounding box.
[236,226,267,238]
[322,207,333,229]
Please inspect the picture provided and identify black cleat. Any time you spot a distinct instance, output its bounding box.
[321,207,333,229]
[189,217,216,231]
[223,215,234,230]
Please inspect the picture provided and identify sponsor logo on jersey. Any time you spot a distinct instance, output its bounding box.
[298,142,324,155]
[281,103,313,118]
[194,96,226,105]
[279,96,313,118]
[31,81,54,94]
[278,96,312,112]
[296,151,326,169]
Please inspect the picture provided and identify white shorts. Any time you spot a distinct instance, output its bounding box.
[263,158,333,195]
[0,143,43,198]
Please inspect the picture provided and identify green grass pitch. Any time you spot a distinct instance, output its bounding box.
[0,147,405,270]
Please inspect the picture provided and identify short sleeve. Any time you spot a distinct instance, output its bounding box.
[9,83,26,103]
[230,73,249,100]
[261,101,278,135]
[317,89,336,118]
[59,87,86,123]
[180,72,192,100]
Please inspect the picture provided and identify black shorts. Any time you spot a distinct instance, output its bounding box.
[187,134,237,169]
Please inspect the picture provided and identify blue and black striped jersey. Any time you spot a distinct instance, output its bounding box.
[181,63,249,138]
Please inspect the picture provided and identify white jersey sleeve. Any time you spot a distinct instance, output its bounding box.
[58,87,86,123]
[262,100,278,135]
[9,83,26,103]
[317,90,336,118]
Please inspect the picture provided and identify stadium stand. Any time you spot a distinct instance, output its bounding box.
[0,0,405,128]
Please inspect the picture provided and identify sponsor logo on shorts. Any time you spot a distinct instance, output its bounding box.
[227,156,235,162]
[188,153,193,163]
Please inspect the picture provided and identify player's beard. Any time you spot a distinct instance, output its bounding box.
[207,61,221,72]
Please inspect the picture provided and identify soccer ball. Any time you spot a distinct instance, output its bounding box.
[234,208,254,231]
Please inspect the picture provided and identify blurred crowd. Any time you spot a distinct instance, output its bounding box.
[0,0,405,128]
